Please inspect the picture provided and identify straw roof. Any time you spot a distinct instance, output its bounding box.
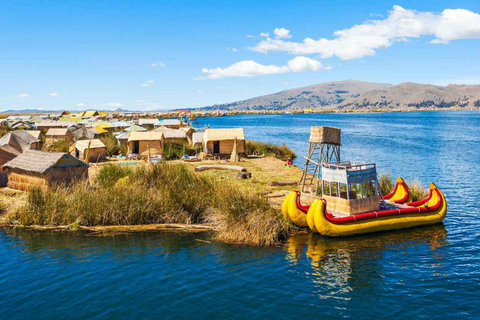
[46,128,70,136]
[25,130,42,140]
[73,127,102,140]
[74,139,106,152]
[154,127,187,139]
[138,118,158,125]
[0,130,41,153]
[203,128,245,142]
[192,132,204,145]
[36,121,76,129]
[128,131,164,142]
[3,150,88,173]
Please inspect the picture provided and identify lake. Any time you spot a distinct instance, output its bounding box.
[1,111,479,319]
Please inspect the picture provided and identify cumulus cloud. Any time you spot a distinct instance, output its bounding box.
[141,80,154,87]
[246,35,255,38]
[226,47,238,52]
[76,103,86,107]
[200,56,330,79]
[260,32,270,37]
[151,62,165,67]
[49,92,59,97]
[274,28,292,39]
[251,6,480,60]
[18,93,28,98]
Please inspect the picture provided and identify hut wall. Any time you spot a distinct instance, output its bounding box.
[0,172,8,187]
[164,137,188,145]
[30,142,43,150]
[78,147,107,162]
[128,140,163,156]
[7,166,88,191]
[205,140,245,157]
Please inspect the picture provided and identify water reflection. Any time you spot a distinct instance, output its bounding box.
[285,226,448,298]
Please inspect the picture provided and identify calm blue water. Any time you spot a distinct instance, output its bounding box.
[1,111,480,319]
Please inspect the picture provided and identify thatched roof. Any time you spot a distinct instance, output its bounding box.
[3,150,88,173]
[0,130,41,153]
[46,128,70,136]
[192,132,204,145]
[36,121,76,129]
[138,118,158,125]
[74,139,106,152]
[203,128,245,142]
[73,127,101,140]
[25,130,42,140]
[153,127,187,139]
[128,131,164,142]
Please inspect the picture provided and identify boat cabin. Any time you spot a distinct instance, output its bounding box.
[321,161,385,216]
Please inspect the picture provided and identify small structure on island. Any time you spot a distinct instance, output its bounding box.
[45,128,74,144]
[3,150,88,191]
[300,126,341,191]
[202,128,245,159]
[192,132,204,150]
[0,130,43,153]
[70,139,106,162]
[320,161,385,215]
[127,131,164,157]
[73,127,104,140]
[154,127,188,145]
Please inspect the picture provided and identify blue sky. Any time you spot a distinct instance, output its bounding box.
[2,0,480,111]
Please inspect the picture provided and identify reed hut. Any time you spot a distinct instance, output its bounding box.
[0,130,42,153]
[154,127,188,145]
[203,128,245,158]
[0,146,19,187]
[73,127,103,140]
[127,131,164,156]
[71,139,106,162]
[45,128,74,144]
[115,132,130,147]
[3,150,88,191]
[25,130,42,141]
[192,132,204,149]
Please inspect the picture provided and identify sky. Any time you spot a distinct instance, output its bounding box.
[2,0,480,111]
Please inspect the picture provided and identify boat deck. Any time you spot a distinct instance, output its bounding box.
[329,201,415,218]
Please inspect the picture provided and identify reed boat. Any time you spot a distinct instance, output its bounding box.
[282,161,447,237]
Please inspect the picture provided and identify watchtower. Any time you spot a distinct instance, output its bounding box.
[300,126,341,192]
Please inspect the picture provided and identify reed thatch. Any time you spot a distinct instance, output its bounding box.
[203,128,245,157]
[309,126,341,145]
[0,130,42,153]
[3,150,88,191]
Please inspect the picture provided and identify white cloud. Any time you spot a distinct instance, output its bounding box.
[200,56,330,79]
[260,32,270,37]
[18,93,28,98]
[226,47,238,52]
[151,62,165,67]
[141,80,154,87]
[274,28,292,39]
[49,92,59,97]
[104,102,125,108]
[246,35,255,38]
[251,6,480,60]
[76,103,86,107]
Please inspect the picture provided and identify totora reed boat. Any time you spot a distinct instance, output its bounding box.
[282,162,447,237]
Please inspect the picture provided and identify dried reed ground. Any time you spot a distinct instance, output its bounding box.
[5,163,291,246]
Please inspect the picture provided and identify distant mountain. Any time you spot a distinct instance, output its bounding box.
[202,80,392,111]
[201,80,480,111]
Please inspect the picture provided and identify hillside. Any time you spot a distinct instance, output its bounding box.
[202,80,480,111]
[202,80,392,111]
